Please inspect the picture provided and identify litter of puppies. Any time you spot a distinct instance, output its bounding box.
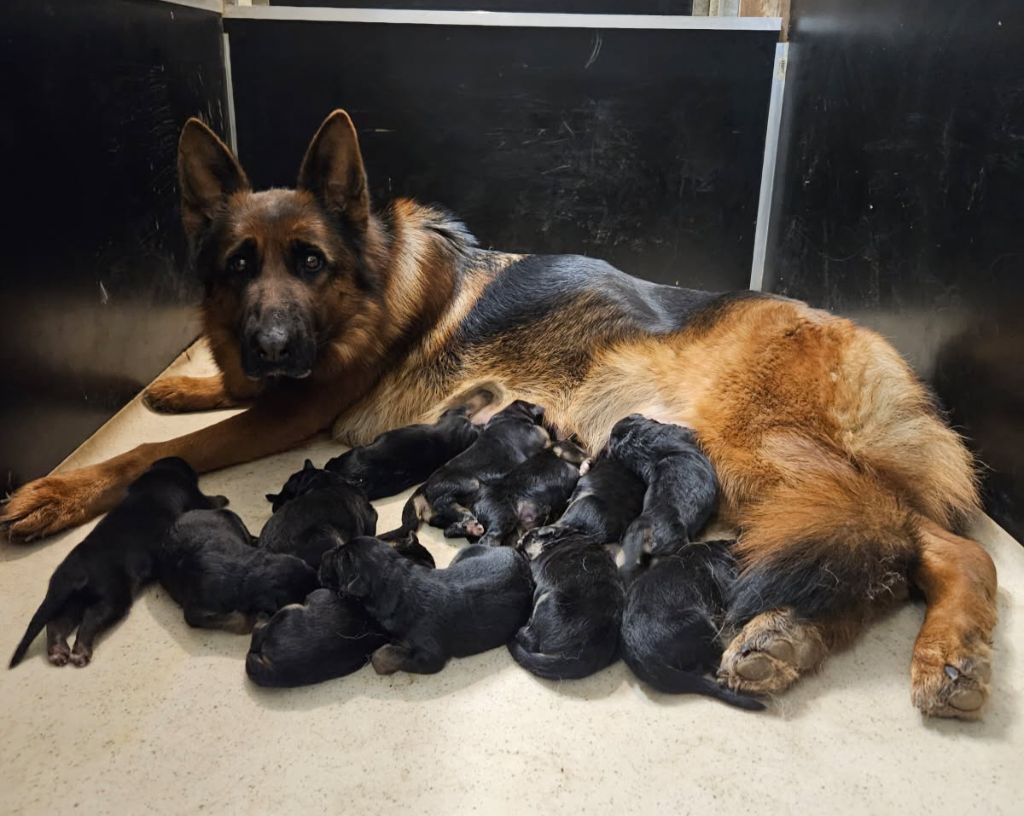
[8,403,766,711]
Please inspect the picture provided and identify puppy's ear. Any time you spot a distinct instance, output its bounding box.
[178,118,249,244]
[265,492,280,504]
[297,109,369,232]
[303,459,315,472]
[207,494,230,509]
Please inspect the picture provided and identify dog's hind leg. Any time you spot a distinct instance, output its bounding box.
[909,518,997,720]
[69,597,130,667]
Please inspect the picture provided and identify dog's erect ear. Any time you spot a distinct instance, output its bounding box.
[297,110,370,231]
[303,459,315,472]
[178,118,249,242]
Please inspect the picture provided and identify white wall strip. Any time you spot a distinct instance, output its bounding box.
[154,0,222,13]
[749,42,788,292]
[222,32,239,156]
[224,6,782,31]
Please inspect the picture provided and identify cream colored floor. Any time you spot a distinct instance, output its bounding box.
[1,343,1022,815]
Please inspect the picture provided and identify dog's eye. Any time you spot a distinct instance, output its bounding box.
[227,255,248,274]
[302,253,324,273]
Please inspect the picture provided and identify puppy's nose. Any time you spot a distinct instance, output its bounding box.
[254,325,292,363]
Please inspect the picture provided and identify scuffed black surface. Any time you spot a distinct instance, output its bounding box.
[0,0,227,488]
[765,0,1024,537]
[226,19,776,291]
[272,2,694,12]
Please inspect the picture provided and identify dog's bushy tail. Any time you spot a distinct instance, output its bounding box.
[9,575,78,668]
[507,626,617,681]
[728,442,920,628]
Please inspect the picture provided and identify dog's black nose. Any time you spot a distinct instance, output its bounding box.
[254,324,292,363]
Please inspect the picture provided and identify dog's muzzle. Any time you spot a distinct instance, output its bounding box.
[241,310,315,379]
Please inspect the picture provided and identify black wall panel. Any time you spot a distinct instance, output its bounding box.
[272,2,694,12]
[765,0,1024,537]
[226,19,776,290]
[0,0,227,488]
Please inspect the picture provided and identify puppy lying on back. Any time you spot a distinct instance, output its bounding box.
[392,400,549,538]
[509,532,624,679]
[9,458,221,668]
[319,537,533,675]
[455,440,589,547]
[520,452,645,549]
[621,539,763,710]
[262,461,377,568]
[322,407,480,499]
[608,414,719,577]
[160,508,319,632]
[246,537,436,687]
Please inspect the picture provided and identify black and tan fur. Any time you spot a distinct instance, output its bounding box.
[1,110,996,720]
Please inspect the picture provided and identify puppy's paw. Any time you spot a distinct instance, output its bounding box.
[69,648,92,668]
[911,639,992,720]
[371,645,406,675]
[47,644,71,667]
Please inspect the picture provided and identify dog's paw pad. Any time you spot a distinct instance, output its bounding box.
[69,652,91,668]
[733,653,776,682]
[47,649,70,667]
[912,649,992,721]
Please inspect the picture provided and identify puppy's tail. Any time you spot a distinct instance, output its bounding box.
[507,626,617,681]
[624,651,765,711]
[9,575,78,669]
[380,490,426,542]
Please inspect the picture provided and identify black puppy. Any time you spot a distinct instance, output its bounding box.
[261,462,377,568]
[455,440,589,546]
[392,400,549,537]
[159,508,318,632]
[9,458,222,668]
[509,532,624,679]
[245,536,436,687]
[621,539,764,710]
[319,536,533,675]
[608,414,719,576]
[520,452,645,549]
[320,407,480,499]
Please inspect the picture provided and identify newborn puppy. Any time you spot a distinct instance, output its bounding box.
[608,415,719,577]
[621,539,764,710]
[321,407,480,499]
[392,400,549,537]
[261,461,377,568]
[319,536,533,675]
[459,440,589,546]
[246,590,389,687]
[520,452,645,549]
[159,508,318,632]
[509,532,624,679]
[245,534,436,687]
[9,458,222,668]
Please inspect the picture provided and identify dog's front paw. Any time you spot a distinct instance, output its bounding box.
[371,644,406,675]
[912,638,992,720]
[2,468,112,542]
[143,376,211,413]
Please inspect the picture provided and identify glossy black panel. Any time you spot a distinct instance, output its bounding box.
[766,0,1024,537]
[0,0,227,488]
[226,19,775,289]
[272,2,694,12]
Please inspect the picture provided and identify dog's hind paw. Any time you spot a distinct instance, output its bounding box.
[718,609,826,695]
[911,641,992,720]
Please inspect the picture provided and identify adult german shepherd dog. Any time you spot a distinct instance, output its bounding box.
[1,111,996,719]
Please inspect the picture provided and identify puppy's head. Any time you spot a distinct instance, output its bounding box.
[318,536,392,600]
[266,458,319,510]
[178,110,384,381]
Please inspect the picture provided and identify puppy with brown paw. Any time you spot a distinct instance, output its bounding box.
[461,440,589,547]
[160,509,318,632]
[319,537,533,675]
[389,400,549,539]
[9,458,221,669]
